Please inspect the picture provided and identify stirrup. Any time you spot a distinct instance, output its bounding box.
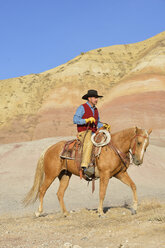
[83,167,95,178]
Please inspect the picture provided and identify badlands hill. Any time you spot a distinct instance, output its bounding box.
[0,31,165,144]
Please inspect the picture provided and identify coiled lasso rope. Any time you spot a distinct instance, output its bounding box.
[91,129,111,147]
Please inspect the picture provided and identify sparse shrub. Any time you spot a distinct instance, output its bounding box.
[149,215,165,222]
[139,199,162,211]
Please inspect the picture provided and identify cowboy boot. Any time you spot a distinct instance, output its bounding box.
[83,166,95,177]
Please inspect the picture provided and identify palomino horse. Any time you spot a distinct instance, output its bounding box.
[23,127,152,217]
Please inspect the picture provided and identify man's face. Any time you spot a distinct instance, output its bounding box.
[88,97,98,106]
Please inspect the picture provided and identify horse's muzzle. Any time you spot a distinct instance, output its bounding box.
[132,155,142,166]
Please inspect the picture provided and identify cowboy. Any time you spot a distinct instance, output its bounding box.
[73,89,110,177]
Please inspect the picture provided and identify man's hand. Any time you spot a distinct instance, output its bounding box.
[85,117,96,123]
[103,123,111,131]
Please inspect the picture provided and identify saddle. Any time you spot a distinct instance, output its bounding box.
[60,138,101,166]
[60,136,102,189]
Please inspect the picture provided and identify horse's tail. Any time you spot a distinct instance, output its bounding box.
[23,150,46,207]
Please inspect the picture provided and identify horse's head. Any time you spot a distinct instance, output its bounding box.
[130,127,152,166]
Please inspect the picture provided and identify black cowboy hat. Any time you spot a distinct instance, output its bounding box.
[82,89,103,100]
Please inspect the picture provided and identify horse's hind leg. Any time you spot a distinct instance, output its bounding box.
[98,171,110,217]
[35,175,55,217]
[57,170,72,216]
[115,171,137,214]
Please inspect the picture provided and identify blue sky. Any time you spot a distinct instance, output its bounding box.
[0,0,164,80]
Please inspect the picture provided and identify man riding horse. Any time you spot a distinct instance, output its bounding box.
[73,89,110,178]
[23,91,152,217]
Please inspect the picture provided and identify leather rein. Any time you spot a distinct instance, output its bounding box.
[108,141,130,168]
[107,134,148,168]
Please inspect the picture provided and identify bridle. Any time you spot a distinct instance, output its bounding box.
[130,134,148,155]
[94,129,149,168]
[108,133,148,168]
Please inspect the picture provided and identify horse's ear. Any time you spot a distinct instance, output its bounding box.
[148,128,152,135]
[134,126,138,134]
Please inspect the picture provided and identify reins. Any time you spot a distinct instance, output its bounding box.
[107,133,148,169]
[108,141,130,168]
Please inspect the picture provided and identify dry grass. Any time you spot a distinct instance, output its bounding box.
[139,198,162,211]
[149,215,165,222]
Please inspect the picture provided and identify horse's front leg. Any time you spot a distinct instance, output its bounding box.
[98,171,110,217]
[115,171,137,214]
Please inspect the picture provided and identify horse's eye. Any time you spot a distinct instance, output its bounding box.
[137,142,141,145]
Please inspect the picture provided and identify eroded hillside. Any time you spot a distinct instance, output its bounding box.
[0,31,165,143]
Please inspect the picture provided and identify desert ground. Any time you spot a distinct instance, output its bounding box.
[0,135,165,248]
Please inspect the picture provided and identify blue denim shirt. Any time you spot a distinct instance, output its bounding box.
[73,101,103,128]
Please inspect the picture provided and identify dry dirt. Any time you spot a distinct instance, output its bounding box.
[0,136,165,248]
[1,201,165,248]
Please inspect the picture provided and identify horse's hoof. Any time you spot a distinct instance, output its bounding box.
[99,214,106,218]
[35,211,41,217]
[131,208,137,215]
[63,211,69,217]
[98,213,106,218]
